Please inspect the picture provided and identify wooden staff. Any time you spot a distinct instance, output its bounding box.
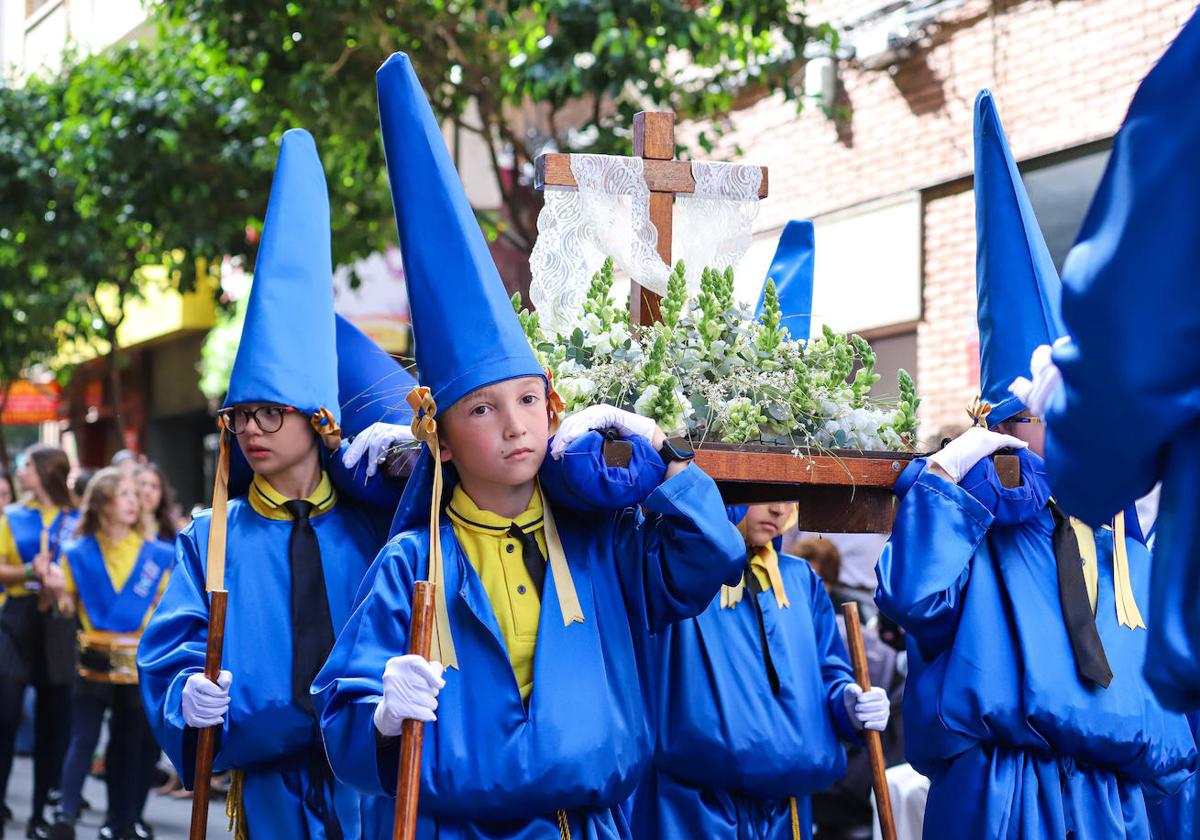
[393,581,436,840]
[190,429,231,840]
[842,601,897,840]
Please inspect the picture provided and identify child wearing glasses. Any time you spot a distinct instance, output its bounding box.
[136,131,397,839]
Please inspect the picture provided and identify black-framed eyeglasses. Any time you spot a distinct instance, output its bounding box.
[217,404,298,434]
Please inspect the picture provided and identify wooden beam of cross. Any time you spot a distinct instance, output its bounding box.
[535,111,770,327]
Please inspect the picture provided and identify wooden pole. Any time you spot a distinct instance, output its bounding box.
[393,581,437,840]
[188,589,228,840]
[841,601,897,840]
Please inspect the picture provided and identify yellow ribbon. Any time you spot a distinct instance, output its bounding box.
[538,481,584,626]
[309,406,343,451]
[1111,511,1145,629]
[225,769,247,840]
[407,387,458,670]
[1061,504,1144,631]
[545,366,566,434]
[966,396,993,427]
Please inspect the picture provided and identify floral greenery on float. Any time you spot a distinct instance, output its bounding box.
[514,257,920,452]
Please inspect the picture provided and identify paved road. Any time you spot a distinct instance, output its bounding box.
[4,755,225,839]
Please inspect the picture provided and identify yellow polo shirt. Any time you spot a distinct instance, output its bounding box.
[447,485,547,702]
[62,531,169,633]
[248,472,337,520]
[0,503,63,598]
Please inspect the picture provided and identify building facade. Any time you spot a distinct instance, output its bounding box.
[696,0,1191,440]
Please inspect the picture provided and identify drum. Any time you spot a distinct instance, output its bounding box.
[77,630,140,684]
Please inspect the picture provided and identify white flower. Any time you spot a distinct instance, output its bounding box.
[582,312,605,335]
[557,375,597,406]
[634,385,660,417]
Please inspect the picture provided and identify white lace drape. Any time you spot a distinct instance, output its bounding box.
[529,153,762,335]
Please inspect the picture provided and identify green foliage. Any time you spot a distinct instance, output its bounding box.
[0,34,265,410]
[155,0,835,256]
[892,369,921,444]
[516,255,915,450]
[661,261,688,330]
[756,278,784,355]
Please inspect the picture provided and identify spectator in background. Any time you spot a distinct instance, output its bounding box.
[0,474,14,510]
[135,465,179,543]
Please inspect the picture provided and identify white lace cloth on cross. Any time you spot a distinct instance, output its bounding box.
[529,153,762,335]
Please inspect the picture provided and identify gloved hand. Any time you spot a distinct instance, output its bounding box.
[182,671,233,729]
[373,655,446,737]
[1009,337,1069,417]
[843,683,890,732]
[342,422,415,478]
[927,427,1026,485]
[550,405,660,460]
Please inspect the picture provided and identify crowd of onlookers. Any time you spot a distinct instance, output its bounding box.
[0,445,188,840]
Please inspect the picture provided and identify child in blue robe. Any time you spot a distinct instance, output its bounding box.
[48,467,172,840]
[633,502,889,840]
[1007,12,1200,719]
[312,53,745,840]
[136,130,403,839]
[875,90,1196,840]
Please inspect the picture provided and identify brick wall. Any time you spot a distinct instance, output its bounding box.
[684,0,1195,434]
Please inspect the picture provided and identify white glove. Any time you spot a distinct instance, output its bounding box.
[1009,337,1069,417]
[373,655,446,737]
[927,427,1027,485]
[182,670,232,729]
[342,422,415,478]
[550,404,659,460]
[843,683,890,732]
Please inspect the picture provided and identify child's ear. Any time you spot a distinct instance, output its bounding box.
[439,437,454,463]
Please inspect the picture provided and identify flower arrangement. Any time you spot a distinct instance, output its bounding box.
[515,257,920,452]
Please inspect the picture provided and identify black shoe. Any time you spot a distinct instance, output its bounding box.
[132,822,153,840]
[26,816,51,839]
[46,820,75,840]
[3,803,12,823]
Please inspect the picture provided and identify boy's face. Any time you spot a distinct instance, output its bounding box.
[742,502,795,549]
[440,377,549,489]
[231,403,318,479]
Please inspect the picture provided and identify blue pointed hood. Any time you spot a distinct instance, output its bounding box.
[378,53,545,537]
[335,314,416,438]
[974,90,1066,426]
[755,220,815,341]
[226,129,339,428]
[377,53,543,413]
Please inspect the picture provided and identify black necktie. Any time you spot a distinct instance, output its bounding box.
[1049,503,1113,689]
[507,522,546,596]
[745,564,781,695]
[285,499,336,713]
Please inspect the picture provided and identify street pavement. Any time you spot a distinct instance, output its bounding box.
[4,756,225,839]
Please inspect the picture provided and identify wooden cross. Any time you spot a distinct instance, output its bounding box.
[535,111,770,327]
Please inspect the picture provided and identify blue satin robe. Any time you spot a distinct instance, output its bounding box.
[137,498,394,839]
[1039,11,1200,713]
[313,464,745,840]
[634,553,857,840]
[876,450,1196,840]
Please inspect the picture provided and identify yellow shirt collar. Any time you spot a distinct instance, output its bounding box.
[249,472,336,521]
[446,484,544,535]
